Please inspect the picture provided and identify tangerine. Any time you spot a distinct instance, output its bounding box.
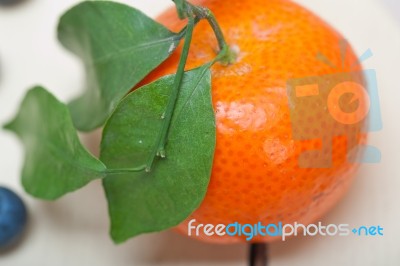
[141,0,368,243]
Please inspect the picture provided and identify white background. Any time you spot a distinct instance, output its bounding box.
[1,0,399,265]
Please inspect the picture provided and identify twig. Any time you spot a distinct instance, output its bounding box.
[249,243,268,266]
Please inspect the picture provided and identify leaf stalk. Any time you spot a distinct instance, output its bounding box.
[146,9,196,171]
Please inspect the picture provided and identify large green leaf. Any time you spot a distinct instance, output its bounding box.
[3,87,106,200]
[100,65,215,243]
[58,1,182,131]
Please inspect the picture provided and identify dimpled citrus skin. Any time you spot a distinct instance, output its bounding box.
[140,0,368,243]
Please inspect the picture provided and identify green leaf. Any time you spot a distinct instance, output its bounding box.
[58,1,182,131]
[100,65,215,243]
[3,87,106,200]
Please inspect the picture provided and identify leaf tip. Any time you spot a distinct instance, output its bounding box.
[110,231,128,245]
[2,112,19,134]
[2,118,14,131]
[2,85,49,132]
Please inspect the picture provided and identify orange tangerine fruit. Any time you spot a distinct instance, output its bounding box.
[141,0,368,243]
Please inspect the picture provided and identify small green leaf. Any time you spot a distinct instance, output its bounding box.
[58,1,182,131]
[3,87,106,200]
[100,65,215,243]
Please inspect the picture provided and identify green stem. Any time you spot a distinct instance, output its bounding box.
[173,0,228,53]
[188,4,226,51]
[176,16,201,39]
[145,12,196,172]
[188,3,236,64]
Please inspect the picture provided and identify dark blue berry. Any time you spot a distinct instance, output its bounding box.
[0,186,28,248]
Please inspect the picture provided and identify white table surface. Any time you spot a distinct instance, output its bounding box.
[1,0,399,265]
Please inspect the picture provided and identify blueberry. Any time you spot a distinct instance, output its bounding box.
[0,186,28,248]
